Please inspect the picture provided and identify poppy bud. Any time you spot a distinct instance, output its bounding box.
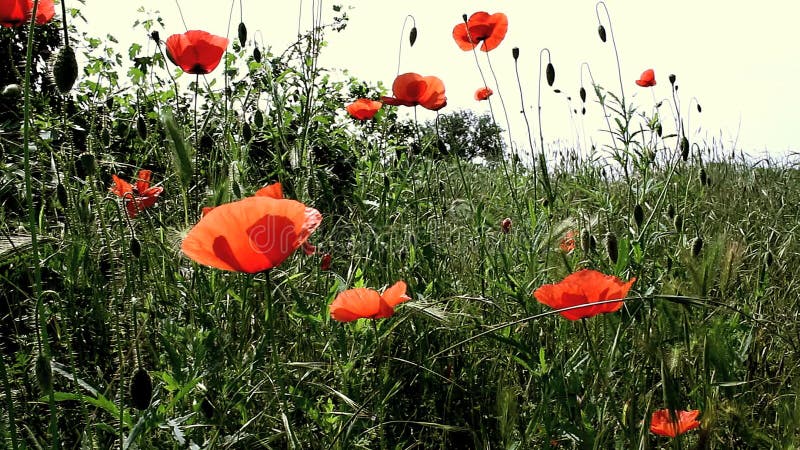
[56,183,68,208]
[462,14,468,22]
[546,62,555,87]
[52,47,79,94]
[2,84,21,98]
[699,168,708,186]
[200,396,216,419]
[553,89,561,94]
[129,368,153,410]
[764,250,774,267]
[681,136,689,161]
[697,103,702,113]
[136,115,147,140]
[35,354,52,395]
[436,139,448,155]
[253,47,262,63]
[242,122,252,142]
[581,107,586,115]
[238,22,247,47]
[668,74,676,85]
[605,232,618,263]
[130,237,141,258]
[76,152,96,178]
[321,252,332,271]
[673,214,684,233]
[656,123,663,137]
[254,110,264,129]
[579,87,586,103]
[667,203,675,219]
[150,31,160,43]
[200,134,214,152]
[598,25,607,42]
[512,47,519,60]
[501,217,512,234]
[409,27,418,47]
[691,236,703,257]
[580,229,592,253]
[634,204,644,228]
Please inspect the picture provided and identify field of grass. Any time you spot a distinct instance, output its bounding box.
[1,1,800,449]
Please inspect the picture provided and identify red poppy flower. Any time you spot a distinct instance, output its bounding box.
[533,269,635,320]
[0,0,55,27]
[329,281,410,322]
[475,87,493,101]
[649,409,701,437]
[165,30,229,75]
[346,98,382,120]
[110,170,164,218]
[636,69,656,87]
[320,252,332,271]
[500,217,512,234]
[452,12,508,52]
[559,230,576,253]
[302,242,316,256]
[382,73,447,111]
[181,195,322,273]
[203,182,284,217]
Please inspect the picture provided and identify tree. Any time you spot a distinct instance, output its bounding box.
[422,109,504,161]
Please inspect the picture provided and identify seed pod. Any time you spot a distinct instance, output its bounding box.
[673,214,684,233]
[242,123,252,142]
[136,115,147,140]
[56,183,68,208]
[691,236,703,257]
[409,26,418,47]
[462,13,468,22]
[512,47,519,60]
[253,47,262,63]
[605,232,618,264]
[668,74,676,85]
[130,237,141,258]
[52,46,79,94]
[76,152,97,178]
[580,229,592,253]
[238,22,247,47]
[36,354,53,395]
[667,203,675,219]
[2,83,21,98]
[546,62,555,87]
[598,25,607,42]
[150,31,160,43]
[634,204,644,228]
[579,86,586,103]
[681,136,689,161]
[129,368,153,410]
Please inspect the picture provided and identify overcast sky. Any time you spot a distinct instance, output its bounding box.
[80,1,800,158]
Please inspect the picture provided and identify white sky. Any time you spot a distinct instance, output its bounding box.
[80,1,800,157]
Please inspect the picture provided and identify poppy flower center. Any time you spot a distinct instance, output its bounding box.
[468,24,491,42]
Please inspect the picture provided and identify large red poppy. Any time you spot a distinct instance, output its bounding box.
[452,12,508,52]
[475,87,493,101]
[165,30,229,75]
[0,0,55,27]
[636,69,656,87]
[533,269,635,320]
[346,98,382,120]
[110,170,164,218]
[181,195,322,273]
[381,73,447,111]
[329,281,410,322]
[649,409,701,437]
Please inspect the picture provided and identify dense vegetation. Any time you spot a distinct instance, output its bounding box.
[1,1,798,449]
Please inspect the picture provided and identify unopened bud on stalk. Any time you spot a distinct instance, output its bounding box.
[579,86,586,103]
[673,214,684,233]
[546,62,555,87]
[605,232,618,263]
[462,14,468,22]
[669,74,676,85]
[129,368,153,410]
[36,354,52,395]
[691,236,703,257]
[512,47,519,60]
[634,204,644,228]
[130,237,141,258]
[242,123,252,142]
[56,183,68,208]
[409,27,418,46]
[238,22,247,47]
[136,115,147,140]
[253,47,262,63]
[580,229,592,253]
[53,47,79,94]
[598,25,607,42]
[501,217,512,234]
[681,137,689,161]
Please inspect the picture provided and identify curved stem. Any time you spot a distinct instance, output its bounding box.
[596,1,625,105]
[396,15,415,77]
[513,51,537,198]
[581,62,613,154]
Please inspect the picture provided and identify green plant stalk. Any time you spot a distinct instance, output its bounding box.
[0,353,19,450]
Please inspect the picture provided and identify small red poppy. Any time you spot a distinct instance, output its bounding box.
[500,217,512,234]
[110,170,164,218]
[382,73,447,111]
[649,409,701,437]
[329,281,410,322]
[302,242,317,256]
[0,0,55,27]
[181,195,322,273]
[475,87,493,101]
[559,230,576,253]
[452,12,508,53]
[165,30,229,75]
[346,98,382,120]
[320,252,332,271]
[533,269,635,320]
[636,69,656,87]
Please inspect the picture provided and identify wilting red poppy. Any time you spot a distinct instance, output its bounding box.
[0,0,55,27]
[329,281,410,322]
[165,30,229,75]
[346,98,382,120]
[181,195,322,273]
[302,242,316,256]
[649,409,701,437]
[500,217,512,234]
[636,69,656,87]
[320,252,332,271]
[110,170,164,218]
[475,87,493,101]
[452,12,508,52]
[533,269,635,320]
[559,230,576,253]
[382,73,447,111]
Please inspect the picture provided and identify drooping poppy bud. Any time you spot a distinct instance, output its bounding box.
[321,252,332,271]
[56,182,68,208]
[696,103,702,113]
[52,46,79,94]
[409,26,418,46]
[254,110,264,128]
[598,25,607,42]
[579,86,586,103]
[668,74,676,85]
[691,236,703,257]
[605,232,618,263]
[512,47,519,60]
[546,62,555,87]
[681,136,689,161]
[200,396,216,419]
[77,152,97,178]
[242,122,252,142]
[699,168,708,186]
[130,237,141,258]
[253,47,262,63]
[673,214,684,233]
[501,217,512,234]
[237,22,247,47]
[580,229,592,253]
[129,368,153,410]
[634,204,644,228]
[136,115,147,140]
[35,354,52,395]
[667,204,675,219]
[2,83,20,98]
[150,30,160,43]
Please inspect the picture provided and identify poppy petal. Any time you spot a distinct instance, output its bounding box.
[255,182,283,199]
[479,13,508,52]
[381,281,410,307]
[111,175,133,198]
[330,288,383,322]
[135,170,152,194]
[452,23,477,51]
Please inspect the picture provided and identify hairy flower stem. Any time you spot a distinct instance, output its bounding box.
[396,15,415,77]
